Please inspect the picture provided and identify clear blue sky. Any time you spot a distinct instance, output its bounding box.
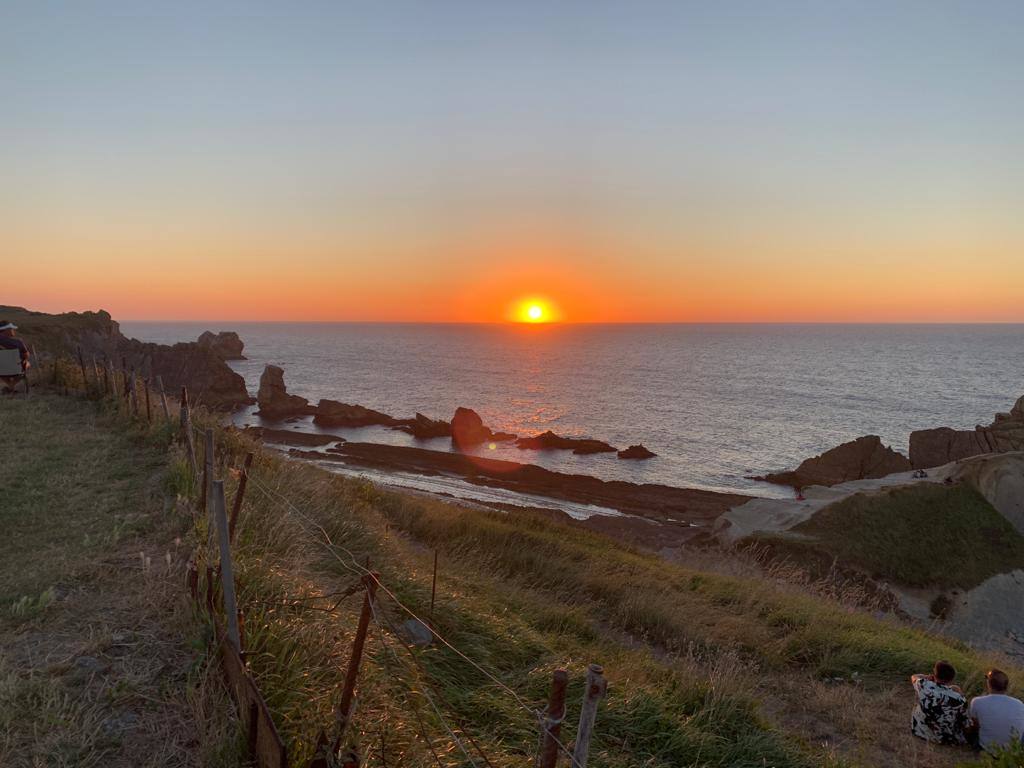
[3,1,1023,321]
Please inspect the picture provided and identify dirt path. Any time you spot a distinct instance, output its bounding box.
[0,394,237,768]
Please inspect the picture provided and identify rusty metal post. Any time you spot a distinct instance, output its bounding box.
[536,669,568,768]
[333,573,379,752]
[156,375,171,421]
[213,480,241,652]
[229,453,254,542]
[571,664,607,768]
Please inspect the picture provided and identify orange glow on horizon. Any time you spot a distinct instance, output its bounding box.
[510,297,561,323]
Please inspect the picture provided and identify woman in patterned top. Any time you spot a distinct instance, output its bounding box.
[911,660,968,745]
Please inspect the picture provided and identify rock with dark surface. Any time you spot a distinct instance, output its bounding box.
[197,330,246,360]
[245,426,344,447]
[618,444,657,460]
[756,435,912,488]
[0,305,251,409]
[910,396,1024,469]
[515,430,617,455]
[256,365,313,419]
[450,407,516,449]
[395,413,452,440]
[313,399,397,428]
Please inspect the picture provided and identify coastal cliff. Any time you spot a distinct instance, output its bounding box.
[1,305,251,409]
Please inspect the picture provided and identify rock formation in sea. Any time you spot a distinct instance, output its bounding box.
[909,395,1024,469]
[618,444,657,459]
[755,435,912,488]
[450,407,516,449]
[514,430,617,455]
[196,330,246,360]
[394,413,452,439]
[0,305,251,409]
[313,399,397,428]
[256,365,314,419]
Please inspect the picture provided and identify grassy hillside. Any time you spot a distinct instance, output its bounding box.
[6,380,1021,767]
[748,483,1024,590]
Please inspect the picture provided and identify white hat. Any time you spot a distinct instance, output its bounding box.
[0,321,18,331]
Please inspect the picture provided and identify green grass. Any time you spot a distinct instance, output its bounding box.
[751,483,1024,590]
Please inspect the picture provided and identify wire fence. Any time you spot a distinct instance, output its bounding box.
[36,356,606,768]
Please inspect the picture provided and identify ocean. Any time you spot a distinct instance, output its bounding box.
[122,322,1022,504]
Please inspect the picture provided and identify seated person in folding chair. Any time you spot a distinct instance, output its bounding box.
[0,320,30,393]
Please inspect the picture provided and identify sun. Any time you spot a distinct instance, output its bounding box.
[514,298,557,323]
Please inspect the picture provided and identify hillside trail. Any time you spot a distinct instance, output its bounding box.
[0,394,237,768]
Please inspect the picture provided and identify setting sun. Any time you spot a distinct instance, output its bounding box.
[513,298,559,323]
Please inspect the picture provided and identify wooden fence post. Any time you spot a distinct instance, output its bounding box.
[536,669,568,768]
[76,346,89,393]
[202,428,214,519]
[332,573,379,754]
[180,387,199,478]
[571,664,606,768]
[229,453,254,542]
[128,369,139,416]
[156,375,171,421]
[212,480,241,653]
[144,378,152,422]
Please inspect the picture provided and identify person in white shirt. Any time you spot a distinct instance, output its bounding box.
[968,669,1024,753]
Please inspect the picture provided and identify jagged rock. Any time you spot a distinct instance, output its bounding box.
[0,305,251,409]
[515,430,617,455]
[395,413,452,439]
[313,399,396,428]
[756,435,912,488]
[197,330,246,360]
[910,395,1024,469]
[256,365,313,419]
[451,407,516,449]
[618,444,657,459]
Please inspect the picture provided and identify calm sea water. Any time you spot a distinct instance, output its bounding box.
[122,323,1022,501]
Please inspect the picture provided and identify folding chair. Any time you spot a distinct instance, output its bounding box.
[0,348,29,395]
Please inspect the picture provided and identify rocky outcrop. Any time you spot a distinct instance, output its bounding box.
[515,430,616,455]
[0,305,251,409]
[451,407,516,449]
[910,397,1024,469]
[618,444,657,460]
[756,435,912,488]
[245,426,344,447]
[256,365,314,419]
[313,399,397,428]
[197,330,246,360]
[951,452,1024,533]
[394,413,452,440]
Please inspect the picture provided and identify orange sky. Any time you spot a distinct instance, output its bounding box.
[4,4,1024,323]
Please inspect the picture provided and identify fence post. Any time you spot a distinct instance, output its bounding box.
[212,480,241,653]
[128,369,139,416]
[156,375,171,421]
[76,346,89,393]
[144,378,152,422]
[333,573,379,754]
[202,428,214,519]
[107,359,117,405]
[180,387,199,477]
[571,664,606,768]
[229,453,254,542]
[430,550,439,619]
[536,669,568,768]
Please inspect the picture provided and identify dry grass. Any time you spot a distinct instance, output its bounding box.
[0,391,240,768]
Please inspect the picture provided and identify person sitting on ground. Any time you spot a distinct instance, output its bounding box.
[911,660,968,745]
[968,669,1024,753]
[0,320,30,392]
